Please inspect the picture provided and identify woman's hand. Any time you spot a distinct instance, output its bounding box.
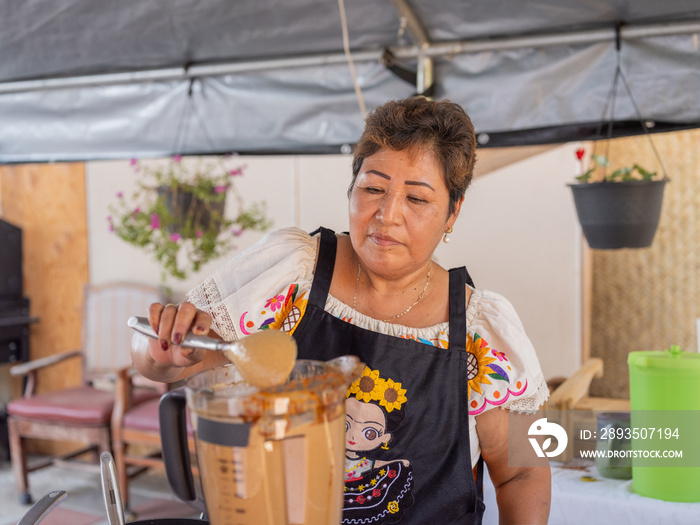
[130,301,219,382]
[149,302,212,365]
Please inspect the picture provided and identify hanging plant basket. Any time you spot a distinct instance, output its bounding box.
[569,179,667,249]
[569,33,671,251]
[157,185,226,238]
[108,156,272,283]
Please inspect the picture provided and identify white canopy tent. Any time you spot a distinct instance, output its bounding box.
[1,0,699,162]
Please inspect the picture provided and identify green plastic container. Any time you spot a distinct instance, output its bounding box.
[628,345,700,502]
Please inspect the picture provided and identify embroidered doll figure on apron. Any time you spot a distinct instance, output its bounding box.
[343,367,414,523]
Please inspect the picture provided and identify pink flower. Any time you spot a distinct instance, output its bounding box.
[214,185,227,194]
[150,213,160,229]
[116,191,123,198]
[265,295,285,312]
[229,168,244,176]
[130,158,137,166]
[108,224,114,232]
[231,227,243,237]
[196,230,203,238]
[491,349,507,361]
[133,207,140,215]
[170,233,181,242]
[173,155,182,163]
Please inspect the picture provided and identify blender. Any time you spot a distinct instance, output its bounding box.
[159,355,363,524]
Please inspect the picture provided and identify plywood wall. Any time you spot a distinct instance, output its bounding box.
[589,129,700,398]
[0,163,89,453]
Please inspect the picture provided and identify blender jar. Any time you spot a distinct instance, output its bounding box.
[160,356,363,525]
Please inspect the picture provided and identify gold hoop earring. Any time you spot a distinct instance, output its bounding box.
[443,226,453,244]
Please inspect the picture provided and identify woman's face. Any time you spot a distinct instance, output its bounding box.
[349,147,461,278]
[345,397,390,452]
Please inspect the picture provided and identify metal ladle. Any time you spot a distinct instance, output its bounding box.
[128,316,296,389]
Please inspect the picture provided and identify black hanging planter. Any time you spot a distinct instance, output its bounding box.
[569,179,667,249]
[157,186,226,238]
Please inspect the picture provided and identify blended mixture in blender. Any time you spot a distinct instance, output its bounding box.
[188,361,351,525]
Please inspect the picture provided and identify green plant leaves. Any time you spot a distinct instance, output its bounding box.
[633,163,657,181]
[574,152,659,183]
[574,167,595,182]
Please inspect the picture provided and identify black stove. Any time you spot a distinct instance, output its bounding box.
[0,219,37,364]
[0,218,38,460]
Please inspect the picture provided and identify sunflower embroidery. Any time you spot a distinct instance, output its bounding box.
[347,367,386,402]
[465,333,497,397]
[379,379,407,413]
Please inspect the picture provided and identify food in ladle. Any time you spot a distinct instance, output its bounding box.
[224,330,297,389]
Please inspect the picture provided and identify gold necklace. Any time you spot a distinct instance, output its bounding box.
[353,260,432,322]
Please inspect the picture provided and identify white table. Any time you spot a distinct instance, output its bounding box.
[482,460,700,525]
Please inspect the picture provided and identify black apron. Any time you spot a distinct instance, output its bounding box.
[293,228,484,525]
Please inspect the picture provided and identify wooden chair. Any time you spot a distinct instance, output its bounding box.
[111,369,197,513]
[7,282,164,504]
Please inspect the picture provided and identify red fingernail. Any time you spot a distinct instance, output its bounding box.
[173,333,182,345]
[160,339,169,351]
[195,326,205,334]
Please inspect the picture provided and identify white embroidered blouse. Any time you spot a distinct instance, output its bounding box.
[187,227,549,465]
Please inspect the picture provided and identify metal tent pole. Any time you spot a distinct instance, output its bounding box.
[1,20,698,95]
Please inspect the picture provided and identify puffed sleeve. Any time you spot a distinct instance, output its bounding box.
[186,227,317,341]
[464,288,549,415]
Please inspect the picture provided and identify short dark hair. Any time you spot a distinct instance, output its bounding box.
[350,97,477,216]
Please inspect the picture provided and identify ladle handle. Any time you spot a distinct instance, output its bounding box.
[127,316,230,352]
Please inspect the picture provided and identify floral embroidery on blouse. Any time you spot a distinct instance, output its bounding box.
[265,294,285,312]
[238,283,308,335]
[465,333,497,397]
[466,333,529,416]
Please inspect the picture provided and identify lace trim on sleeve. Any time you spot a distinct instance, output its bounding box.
[186,276,239,342]
[504,372,550,414]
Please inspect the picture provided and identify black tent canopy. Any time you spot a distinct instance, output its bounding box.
[1,0,699,162]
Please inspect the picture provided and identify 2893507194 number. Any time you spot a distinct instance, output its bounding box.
[599,427,680,440]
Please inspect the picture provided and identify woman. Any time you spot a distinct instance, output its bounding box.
[133,97,551,524]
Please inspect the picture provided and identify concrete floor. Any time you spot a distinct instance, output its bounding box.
[0,455,202,525]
